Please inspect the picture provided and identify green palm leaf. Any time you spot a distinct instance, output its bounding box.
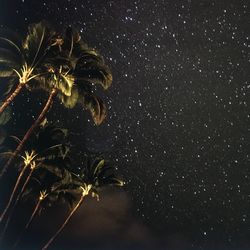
[23,22,56,67]
[0,27,23,53]
[75,57,112,90]
[57,86,79,109]
[82,93,107,125]
[0,48,20,69]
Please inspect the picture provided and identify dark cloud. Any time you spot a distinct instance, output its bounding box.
[35,190,155,249]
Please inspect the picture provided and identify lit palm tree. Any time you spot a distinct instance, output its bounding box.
[0,22,57,114]
[0,150,38,222]
[0,26,113,178]
[58,27,113,124]
[13,163,78,248]
[0,123,69,223]
[10,124,70,210]
[42,157,124,250]
[23,170,77,231]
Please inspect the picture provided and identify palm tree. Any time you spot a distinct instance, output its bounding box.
[0,123,69,223]
[0,22,57,114]
[23,172,77,231]
[0,126,71,246]
[0,26,113,179]
[14,165,78,248]
[0,89,57,178]
[42,157,124,250]
[36,26,113,125]
[0,150,38,222]
[0,22,59,178]
[24,190,48,230]
[59,27,113,125]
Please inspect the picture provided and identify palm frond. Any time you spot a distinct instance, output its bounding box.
[0,27,23,59]
[100,177,124,187]
[93,159,105,176]
[82,93,107,125]
[77,156,124,190]
[75,61,112,90]
[0,151,16,159]
[0,48,20,70]
[23,22,55,67]
[62,27,81,56]
[58,86,79,109]
[10,135,22,144]
[56,73,75,96]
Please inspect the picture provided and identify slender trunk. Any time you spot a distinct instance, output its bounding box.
[0,212,10,243]
[13,198,41,249]
[25,198,41,229]
[0,165,27,222]
[41,194,85,250]
[0,88,57,178]
[0,82,24,114]
[9,167,34,215]
[19,168,34,202]
[1,168,35,237]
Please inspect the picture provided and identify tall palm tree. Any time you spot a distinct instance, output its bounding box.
[0,22,57,114]
[0,123,69,223]
[13,165,78,248]
[23,171,77,231]
[11,124,70,209]
[0,22,60,178]
[0,150,38,222]
[0,26,113,179]
[42,157,124,250]
[36,26,113,125]
[0,89,57,178]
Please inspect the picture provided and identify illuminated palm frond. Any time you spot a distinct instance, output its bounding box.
[0,22,57,115]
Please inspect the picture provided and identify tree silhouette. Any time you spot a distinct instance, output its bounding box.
[42,157,124,250]
[0,22,57,114]
[0,25,113,179]
[0,123,69,223]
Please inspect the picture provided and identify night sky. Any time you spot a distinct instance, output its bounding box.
[0,0,250,249]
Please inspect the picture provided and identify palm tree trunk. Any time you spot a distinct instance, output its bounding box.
[0,82,24,114]
[41,194,86,250]
[2,168,35,234]
[25,198,41,229]
[13,198,41,249]
[19,168,34,201]
[0,165,27,222]
[0,88,57,178]
[9,167,34,214]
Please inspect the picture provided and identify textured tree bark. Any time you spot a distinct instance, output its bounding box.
[0,82,24,114]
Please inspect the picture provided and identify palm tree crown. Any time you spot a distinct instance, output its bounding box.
[0,22,59,115]
[0,23,57,94]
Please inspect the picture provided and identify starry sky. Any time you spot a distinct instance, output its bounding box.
[1,0,250,249]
